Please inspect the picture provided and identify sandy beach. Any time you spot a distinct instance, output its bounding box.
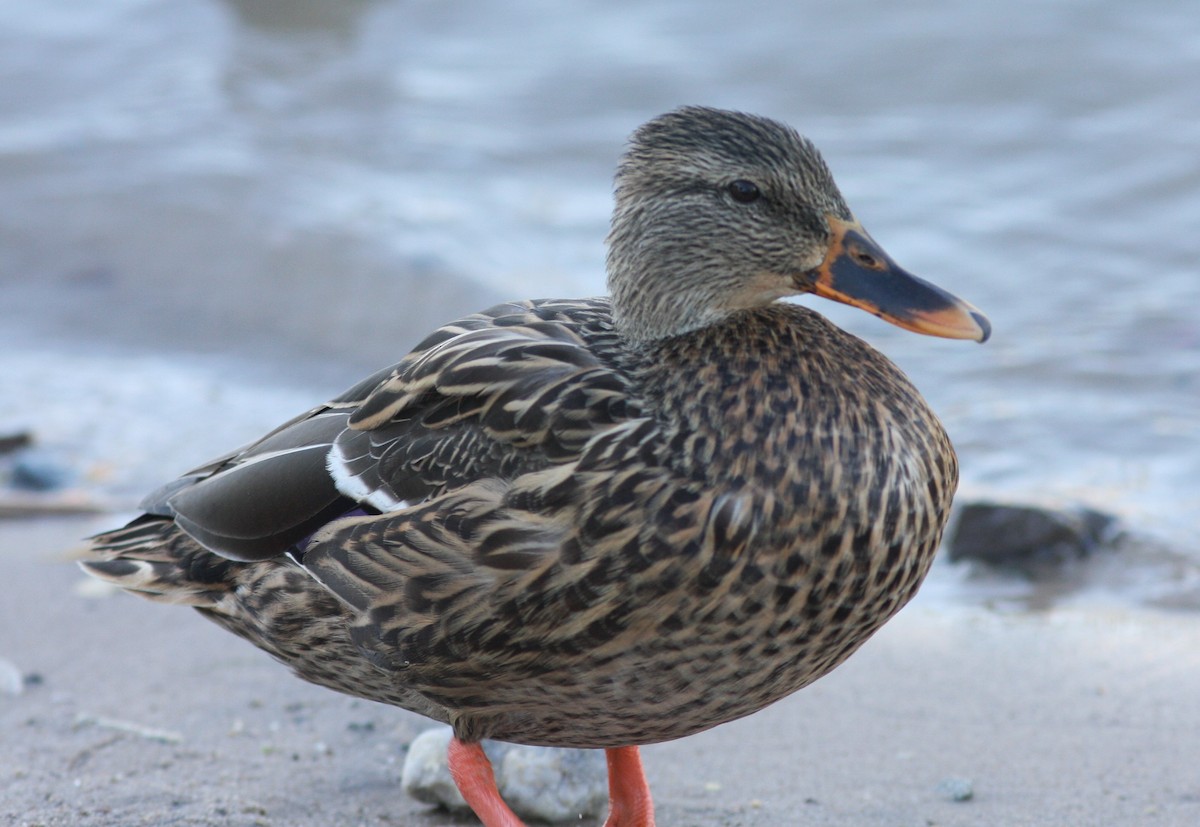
[2,515,1196,827]
[3,3,1199,825]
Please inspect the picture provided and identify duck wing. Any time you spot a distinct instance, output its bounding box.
[326,298,636,511]
[151,299,638,562]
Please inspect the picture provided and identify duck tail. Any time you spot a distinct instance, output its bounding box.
[81,516,239,608]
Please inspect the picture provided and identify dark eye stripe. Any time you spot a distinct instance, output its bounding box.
[727,179,761,204]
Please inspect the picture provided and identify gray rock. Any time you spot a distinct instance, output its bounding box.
[935,776,974,802]
[496,740,607,822]
[400,727,490,810]
[946,501,1120,574]
[401,726,607,822]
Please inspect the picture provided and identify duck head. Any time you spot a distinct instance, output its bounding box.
[606,106,990,344]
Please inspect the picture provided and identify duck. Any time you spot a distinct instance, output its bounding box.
[83,106,989,827]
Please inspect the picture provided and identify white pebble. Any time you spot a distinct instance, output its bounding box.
[936,776,974,802]
[401,726,606,820]
[0,657,24,696]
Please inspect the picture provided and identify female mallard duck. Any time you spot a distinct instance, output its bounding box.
[84,106,989,827]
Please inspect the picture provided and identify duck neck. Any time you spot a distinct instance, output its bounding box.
[608,269,732,343]
[606,207,740,342]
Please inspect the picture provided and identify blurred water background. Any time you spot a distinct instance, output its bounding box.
[1,0,1196,603]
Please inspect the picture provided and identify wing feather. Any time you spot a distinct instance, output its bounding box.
[146,298,640,564]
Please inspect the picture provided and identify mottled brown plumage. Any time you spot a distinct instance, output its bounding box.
[83,107,988,826]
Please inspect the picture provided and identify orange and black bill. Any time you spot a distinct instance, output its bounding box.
[807,216,991,342]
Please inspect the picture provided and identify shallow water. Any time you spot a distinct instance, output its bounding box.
[1,1,1197,583]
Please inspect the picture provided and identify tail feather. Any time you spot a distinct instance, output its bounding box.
[82,516,238,608]
[81,514,449,718]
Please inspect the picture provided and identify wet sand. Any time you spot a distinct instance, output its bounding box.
[2,516,1197,826]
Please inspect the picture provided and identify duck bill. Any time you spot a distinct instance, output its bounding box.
[807,216,991,342]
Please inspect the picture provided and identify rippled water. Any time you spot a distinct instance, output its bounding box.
[2,0,1197,566]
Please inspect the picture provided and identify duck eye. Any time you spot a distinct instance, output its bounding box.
[727,179,761,204]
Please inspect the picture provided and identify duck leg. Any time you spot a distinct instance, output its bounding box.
[447,738,655,827]
[447,737,525,827]
[603,746,656,827]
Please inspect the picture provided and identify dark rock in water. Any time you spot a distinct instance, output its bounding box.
[946,502,1120,573]
[0,432,33,455]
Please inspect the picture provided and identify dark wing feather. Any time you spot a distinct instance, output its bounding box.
[163,411,352,560]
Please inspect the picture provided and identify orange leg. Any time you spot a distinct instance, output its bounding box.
[447,737,526,827]
[603,746,656,827]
